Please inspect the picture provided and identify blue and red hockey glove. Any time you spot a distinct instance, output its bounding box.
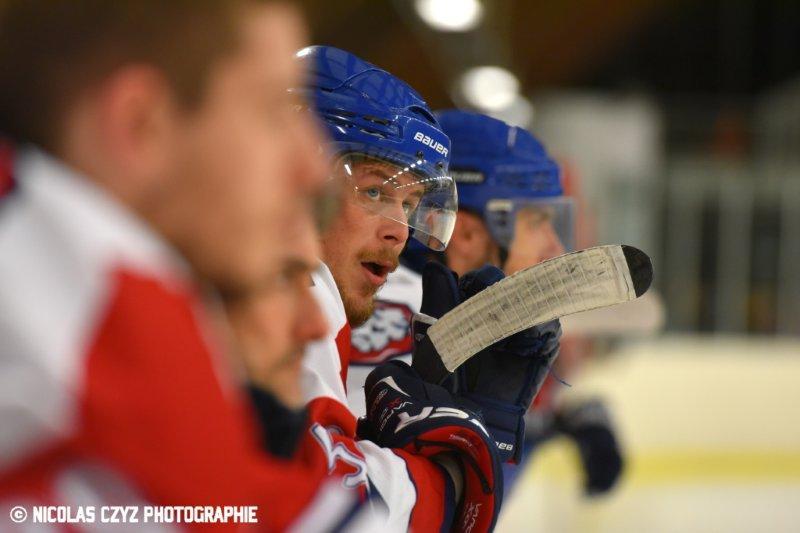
[358,359,503,533]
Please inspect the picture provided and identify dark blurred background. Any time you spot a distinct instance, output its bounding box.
[299,0,800,107]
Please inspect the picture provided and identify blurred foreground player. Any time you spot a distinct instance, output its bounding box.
[226,212,329,457]
[0,2,374,530]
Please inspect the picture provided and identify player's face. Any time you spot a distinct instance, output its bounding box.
[321,160,423,326]
[503,206,565,275]
[159,4,328,298]
[446,210,500,277]
[447,206,565,276]
[226,216,327,408]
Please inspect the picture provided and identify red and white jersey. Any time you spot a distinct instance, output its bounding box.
[302,264,453,532]
[347,265,422,417]
[0,149,365,531]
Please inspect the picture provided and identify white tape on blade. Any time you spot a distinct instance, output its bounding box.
[428,245,636,371]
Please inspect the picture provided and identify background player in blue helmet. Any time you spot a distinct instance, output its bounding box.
[436,109,574,277]
[436,109,624,498]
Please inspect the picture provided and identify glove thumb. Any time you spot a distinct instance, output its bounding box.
[459,264,505,300]
[420,261,460,319]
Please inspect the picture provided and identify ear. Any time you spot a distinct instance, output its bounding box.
[95,65,179,190]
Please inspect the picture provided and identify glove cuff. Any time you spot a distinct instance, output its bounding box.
[464,393,526,464]
[405,425,503,533]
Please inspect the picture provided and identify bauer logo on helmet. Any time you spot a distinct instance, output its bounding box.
[413,131,448,157]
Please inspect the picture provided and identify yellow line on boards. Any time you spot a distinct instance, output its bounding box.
[526,444,800,485]
[630,450,800,483]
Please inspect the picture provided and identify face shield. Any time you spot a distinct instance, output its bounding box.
[331,148,458,251]
[484,197,575,253]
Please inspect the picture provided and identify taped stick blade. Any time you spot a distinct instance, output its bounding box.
[425,244,654,376]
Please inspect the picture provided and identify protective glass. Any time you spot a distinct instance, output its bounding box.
[332,150,457,251]
[484,197,575,252]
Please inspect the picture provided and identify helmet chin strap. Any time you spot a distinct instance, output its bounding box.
[498,246,509,270]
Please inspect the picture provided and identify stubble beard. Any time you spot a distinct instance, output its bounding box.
[324,240,399,327]
[331,252,398,327]
[327,259,382,327]
[339,280,378,327]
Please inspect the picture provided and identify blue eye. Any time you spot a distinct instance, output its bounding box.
[364,187,381,201]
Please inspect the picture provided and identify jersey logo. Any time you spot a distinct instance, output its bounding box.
[351,301,413,365]
[310,423,368,489]
[462,501,482,533]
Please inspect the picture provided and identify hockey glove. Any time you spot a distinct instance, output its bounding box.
[413,261,561,463]
[555,399,624,495]
[359,360,503,533]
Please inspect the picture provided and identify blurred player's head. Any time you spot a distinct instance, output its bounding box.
[436,110,573,276]
[226,214,326,408]
[0,0,328,298]
[297,46,456,326]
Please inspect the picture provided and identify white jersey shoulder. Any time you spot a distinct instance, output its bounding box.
[302,262,348,403]
[302,262,419,531]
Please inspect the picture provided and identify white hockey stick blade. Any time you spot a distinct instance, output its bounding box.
[426,244,652,376]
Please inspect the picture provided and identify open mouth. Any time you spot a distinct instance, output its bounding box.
[360,261,391,286]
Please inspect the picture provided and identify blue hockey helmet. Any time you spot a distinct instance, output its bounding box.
[436,109,574,251]
[295,46,457,251]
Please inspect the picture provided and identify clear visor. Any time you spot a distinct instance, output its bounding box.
[332,152,457,251]
[484,197,575,253]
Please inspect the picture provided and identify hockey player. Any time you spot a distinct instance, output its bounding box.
[438,110,573,277]
[289,46,500,532]
[0,2,375,530]
[282,46,562,531]
[352,109,624,500]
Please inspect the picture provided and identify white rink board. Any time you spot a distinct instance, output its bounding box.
[496,335,800,533]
